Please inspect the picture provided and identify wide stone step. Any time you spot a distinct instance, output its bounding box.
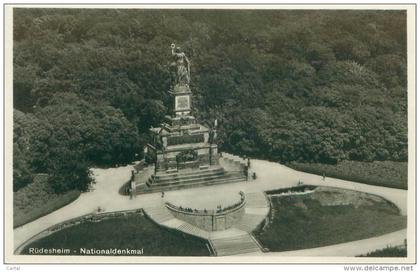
[143,176,246,194]
[150,172,243,187]
[150,170,226,186]
[211,234,261,256]
[217,247,260,256]
[145,176,246,193]
[233,214,266,233]
[139,172,247,194]
[177,223,209,239]
[153,167,225,182]
[147,172,246,188]
[215,243,259,253]
[144,206,174,223]
[212,234,252,243]
[213,240,258,250]
[245,192,269,208]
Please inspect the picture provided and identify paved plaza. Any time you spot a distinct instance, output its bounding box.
[13,153,408,256]
[165,190,242,210]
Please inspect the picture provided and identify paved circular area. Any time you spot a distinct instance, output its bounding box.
[12,153,408,259]
[165,189,242,210]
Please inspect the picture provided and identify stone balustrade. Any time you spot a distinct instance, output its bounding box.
[165,192,246,231]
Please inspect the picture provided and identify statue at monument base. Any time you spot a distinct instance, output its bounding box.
[137,44,248,193]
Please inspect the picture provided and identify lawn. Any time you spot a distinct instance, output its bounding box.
[14,174,80,228]
[21,212,211,256]
[287,160,407,190]
[254,187,407,252]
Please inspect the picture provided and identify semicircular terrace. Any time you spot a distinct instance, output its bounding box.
[12,153,408,259]
[165,191,246,232]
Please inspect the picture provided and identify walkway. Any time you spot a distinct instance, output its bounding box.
[236,229,407,257]
[142,190,269,256]
[13,154,408,257]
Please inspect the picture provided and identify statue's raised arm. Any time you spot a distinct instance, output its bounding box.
[171,43,190,88]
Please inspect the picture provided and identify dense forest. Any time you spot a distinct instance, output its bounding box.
[13,9,407,193]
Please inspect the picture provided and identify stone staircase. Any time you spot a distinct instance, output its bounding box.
[150,167,225,184]
[143,204,175,223]
[244,192,269,208]
[143,203,211,241]
[176,222,210,240]
[233,214,265,233]
[143,202,264,256]
[219,153,257,180]
[135,152,251,194]
[209,230,261,256]
[142,168,247,194]
[233,192,270,234]
[141,154,269,256]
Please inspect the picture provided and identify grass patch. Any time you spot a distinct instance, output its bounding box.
[14,175,80,228]
[21,212,211,256]
[254,188,406,252]
[287,160,407,190]
[359,246,407,257]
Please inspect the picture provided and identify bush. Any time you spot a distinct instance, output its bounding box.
[47,150,94,193]
[13,9,407,168]
[14,175,80,228]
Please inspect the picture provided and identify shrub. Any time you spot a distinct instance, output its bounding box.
[14,175,81,228]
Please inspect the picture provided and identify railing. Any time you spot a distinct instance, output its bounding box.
[165,191,246,216]
[165,191,247,231]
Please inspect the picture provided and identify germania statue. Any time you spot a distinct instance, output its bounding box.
[170,43,190,88]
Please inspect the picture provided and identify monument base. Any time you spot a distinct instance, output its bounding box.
[135,156,249,194]
[139,168,245,194]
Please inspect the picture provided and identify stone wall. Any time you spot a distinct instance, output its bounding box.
[166,192,246,231]
[168,208,214,231]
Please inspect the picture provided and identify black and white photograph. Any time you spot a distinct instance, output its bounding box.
[3,3,416,266]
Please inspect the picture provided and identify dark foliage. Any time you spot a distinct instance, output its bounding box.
[360,246,407,257]
[13,174,80,227]
[13,9,407,193]
[21,213,210,256]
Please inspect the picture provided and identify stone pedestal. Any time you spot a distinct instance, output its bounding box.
[140,46,248,192]
[145,84,226,189]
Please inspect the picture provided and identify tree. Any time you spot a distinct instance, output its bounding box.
[35,93,142,166]
[13,9,407,175]
[47,148,94,193]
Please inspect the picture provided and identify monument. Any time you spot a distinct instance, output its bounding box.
[142,44,248,192]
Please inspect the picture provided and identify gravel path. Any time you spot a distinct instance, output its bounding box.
[13,155,408,257]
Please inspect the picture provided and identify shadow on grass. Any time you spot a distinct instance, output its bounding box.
[14,176,81,228]
[253,187,407,252]
[20,211,212,256]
